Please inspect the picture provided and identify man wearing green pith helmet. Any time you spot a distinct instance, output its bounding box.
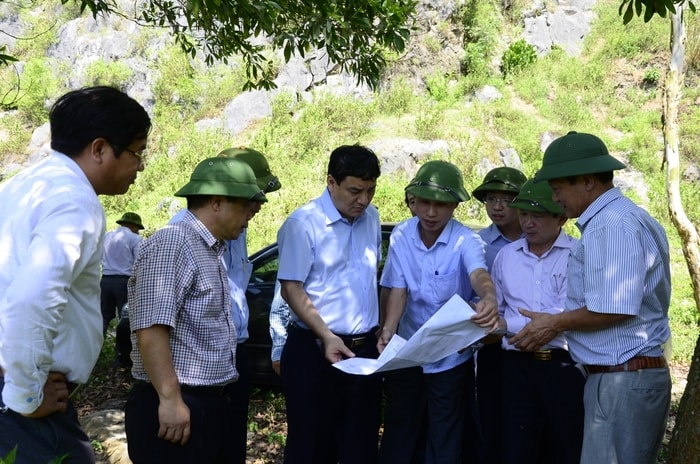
[126,157,266,463]
[492,178,584,464]
[511,131,672,464]
[377,160,499,464]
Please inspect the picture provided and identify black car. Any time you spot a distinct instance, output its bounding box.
[245,223,395,386]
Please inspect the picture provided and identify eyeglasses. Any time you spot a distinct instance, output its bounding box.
[123,147,146,164]
[483,196,514,206]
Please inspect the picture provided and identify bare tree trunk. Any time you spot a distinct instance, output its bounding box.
[664,4,700,463]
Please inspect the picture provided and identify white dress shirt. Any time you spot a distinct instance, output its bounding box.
[0,152,105,413]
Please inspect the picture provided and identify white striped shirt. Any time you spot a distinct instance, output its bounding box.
[565,188,671,365]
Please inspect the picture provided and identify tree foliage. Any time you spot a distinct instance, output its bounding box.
[58,0,417,90]
[619,0,696,24]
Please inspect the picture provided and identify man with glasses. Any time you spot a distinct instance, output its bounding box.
[0,86,151,463]
[169,147,281,464]
[469,166,527,463]
[126,157,265,463]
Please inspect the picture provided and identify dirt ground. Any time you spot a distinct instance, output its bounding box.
[75,361,689,464]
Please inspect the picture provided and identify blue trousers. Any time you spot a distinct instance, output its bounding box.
[281,325,382,464]
[0,376,94,464]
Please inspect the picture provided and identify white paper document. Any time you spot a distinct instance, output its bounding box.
[333,294,489,375]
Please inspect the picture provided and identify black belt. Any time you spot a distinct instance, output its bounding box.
[290,323,377,350]
[506,349,573,362]
[101,274,129,278]
[134,379,234,396]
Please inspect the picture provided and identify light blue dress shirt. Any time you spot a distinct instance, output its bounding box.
[380,217,486,374]
[277,188,381,335]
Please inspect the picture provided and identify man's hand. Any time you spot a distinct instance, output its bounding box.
[470,295,499,331]
[321,334,355,363]
[508,309,558,351]
[271,360,281,377]
[157,395,191,445]
[22,371,69,418]
[375,327,395,354]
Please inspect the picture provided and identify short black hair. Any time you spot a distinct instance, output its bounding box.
[50,86,151,158]
[327,144,381,185]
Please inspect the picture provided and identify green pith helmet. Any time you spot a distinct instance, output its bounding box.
[510,179,564,215]
[471,166,527,202]
[116,212,144,229]
[218,147,281,193]
[175,157,266,201]
[534,131,626,181]
[405,160,470,203]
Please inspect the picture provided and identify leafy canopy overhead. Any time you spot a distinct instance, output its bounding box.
[64,0,417,90]
[618,0,696,24]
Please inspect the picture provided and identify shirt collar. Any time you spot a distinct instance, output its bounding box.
[180,209,226,253]
[319,187,366,227]
[576,187,623,233]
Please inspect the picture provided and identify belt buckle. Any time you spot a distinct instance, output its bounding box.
[534,350,552,361]
[349,337,365,349]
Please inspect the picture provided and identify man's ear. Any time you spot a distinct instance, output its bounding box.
[88,138,110,163]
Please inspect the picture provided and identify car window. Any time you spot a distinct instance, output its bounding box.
[250,256,279,284]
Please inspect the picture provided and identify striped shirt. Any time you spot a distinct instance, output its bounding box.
[128,211,238,385]
[565,188,671,365]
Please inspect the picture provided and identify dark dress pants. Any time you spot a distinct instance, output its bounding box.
[125,381,238,464]
[501,350,585,464]
[229,343,251,464]
[379,366,427,464]
[472,342,501,464]
[281,325,382,464]
[0,376,94,464]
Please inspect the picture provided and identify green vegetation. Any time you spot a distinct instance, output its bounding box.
[0,0,698,365]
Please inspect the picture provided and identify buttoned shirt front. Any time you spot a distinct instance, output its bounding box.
[380,217,486,373]
[491,230,577,352]
[277,188,381,335]
[566,188,671,365]
[0,152,105,413]
[101,225,142,276]
[129,211,238,386]
[170,210,250,343]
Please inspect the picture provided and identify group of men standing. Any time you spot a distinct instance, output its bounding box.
[0,85,672,464]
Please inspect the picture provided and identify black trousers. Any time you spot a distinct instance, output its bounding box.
[281,325,382,464]
[501,350,585,464]
[472,342,502,463]
[229,343,250,464]
[125,381,238,464]
[0,376,94,464]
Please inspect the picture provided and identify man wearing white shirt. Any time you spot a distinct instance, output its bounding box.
[101,211,144,368]
[0,86,151,463]
[491,179,584,464]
